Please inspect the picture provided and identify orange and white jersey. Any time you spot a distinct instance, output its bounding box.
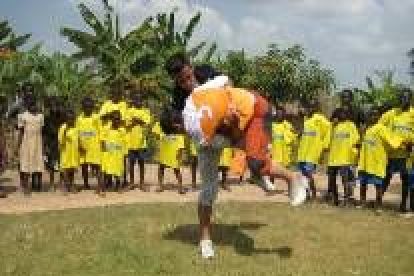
[183,86,255,146]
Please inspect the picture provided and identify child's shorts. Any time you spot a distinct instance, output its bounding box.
[328,166,356,183]
[128,149,150,163]
[298,162,317,175]
[387,158,408,174]
[409,169,414,190]
[358,171,384,187]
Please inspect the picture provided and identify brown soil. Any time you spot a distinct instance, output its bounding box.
[0,165,401,214]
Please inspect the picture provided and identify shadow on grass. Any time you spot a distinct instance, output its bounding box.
[163,222,292,258]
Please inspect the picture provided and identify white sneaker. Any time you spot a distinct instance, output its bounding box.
[200,239,215,259]
[263,176,276,192]
[290,176,307,206]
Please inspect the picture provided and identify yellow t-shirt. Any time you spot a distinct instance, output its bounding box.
[378,108,414,158]
[126,107,152,150]
[328,121,360,166]
[219,148,233,168]
[297,113,331,164]
[271,121,297,167]
[58,124,80,170]
[101,127,127,177]
[189,139,198,157]
[158,134,185,169]
[358,123,403,178]
[99,100,127,120]
[76,113,102,165]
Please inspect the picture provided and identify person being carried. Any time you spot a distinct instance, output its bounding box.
[160,84,308,258]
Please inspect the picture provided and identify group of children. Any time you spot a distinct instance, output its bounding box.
[2,82,414,215]
[270,88,414,214]
[3,83,241,197]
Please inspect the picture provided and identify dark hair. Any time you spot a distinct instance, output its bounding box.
[160,107,182,135]
[341,89,353,99]
[165,53,191,77]
[194,64,221,84]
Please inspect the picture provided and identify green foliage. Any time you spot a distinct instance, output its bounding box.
[352,70,399,109]
[61,1,216,103]
[0,45,99,108]
[0,20,31,51]
[216,44,335,104]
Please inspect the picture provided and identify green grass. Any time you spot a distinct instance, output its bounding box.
[1,202,413,276]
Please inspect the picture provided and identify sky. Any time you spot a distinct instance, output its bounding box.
[1,0,414,88]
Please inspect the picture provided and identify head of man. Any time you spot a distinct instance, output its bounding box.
[165,53,197,94]
[398,87,412,110]
[340,89,354,107]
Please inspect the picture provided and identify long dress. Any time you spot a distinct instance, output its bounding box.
[18,111,45,173]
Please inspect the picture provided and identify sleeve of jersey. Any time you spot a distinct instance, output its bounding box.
[58,125,65,147]
[380,124,403,149]
[378,110,393,126]
[200,109,215,145]
[321,118,332,149]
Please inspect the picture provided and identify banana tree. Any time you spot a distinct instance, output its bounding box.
[0,20,31,51]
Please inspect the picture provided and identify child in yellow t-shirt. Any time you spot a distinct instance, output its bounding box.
[327,107,360,206]
[218,147,233,191]
[58,109,79,195]
[100,111,127,194]
[358,107,404,210]
[297,99,331,199]
[157,132,186,194]
[126,93,152,192]
[270,106,297,190]
[271,106,297,167]
[76,96,102,191]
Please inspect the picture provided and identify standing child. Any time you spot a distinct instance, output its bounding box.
[126,93,151,192]
[297,98,331,200]
[271,105,297,185]
[100,111,127,194]
[0,95,8,198]
[43,96,65,191]
[157,131,186,194]
[188,139,198,190]
[17,93,44,195]
[358,107,404,210]
[378,88,414,214]
[327,107,360,206]
[218,147,233,191]
[76,96,102,192]
[58,109,80,195]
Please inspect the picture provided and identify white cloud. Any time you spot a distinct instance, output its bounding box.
[68,0,414,86]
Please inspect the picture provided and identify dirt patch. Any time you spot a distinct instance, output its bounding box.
[0,165,401,214]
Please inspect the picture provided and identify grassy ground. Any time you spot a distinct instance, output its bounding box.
[0,202,413,276]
